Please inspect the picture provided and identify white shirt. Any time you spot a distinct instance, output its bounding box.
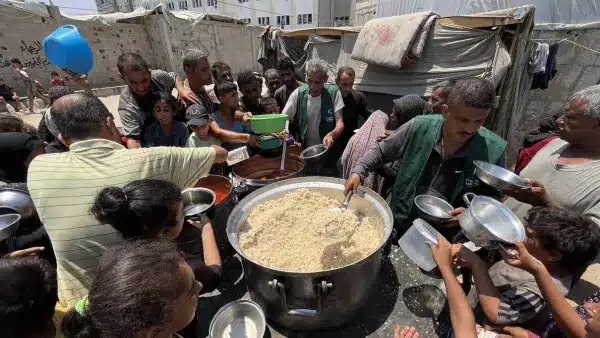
[283,87,345,147]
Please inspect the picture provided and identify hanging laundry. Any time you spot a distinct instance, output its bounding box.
[531,43,559,90]
[528,42,549,74]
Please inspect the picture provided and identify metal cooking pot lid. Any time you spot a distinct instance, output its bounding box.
[469,196,525,243]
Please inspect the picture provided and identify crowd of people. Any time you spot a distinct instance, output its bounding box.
[0,47,600,338]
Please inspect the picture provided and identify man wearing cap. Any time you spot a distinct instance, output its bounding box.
[185,103,258,149]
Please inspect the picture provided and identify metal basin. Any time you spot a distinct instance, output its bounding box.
[474,160,531,191]
[459,193,525,249]
[414,195,453,224]
[300,144,328,160]
[0,190,36,220]
[0,213,20,241]
[227,177,393,329]
[209,299,266,338]
[232,154,305,194]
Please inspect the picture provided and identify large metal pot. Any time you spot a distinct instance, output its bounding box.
[459,193,525,249]
[227,177,393,329]
[231,154,305,195]
[0,190,36,220]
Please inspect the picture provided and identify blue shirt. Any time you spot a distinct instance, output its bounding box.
[142,121,189,148]
[211,112,252,150]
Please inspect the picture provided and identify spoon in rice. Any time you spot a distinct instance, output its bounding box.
[329,191,354,213]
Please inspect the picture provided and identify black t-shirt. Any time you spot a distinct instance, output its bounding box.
[0,84,13,100]
[0,132,42,183]
[340,89,370,147]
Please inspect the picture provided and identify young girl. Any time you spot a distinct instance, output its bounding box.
[143,92,188,147]
[61,239,200,338]
[91,179,222,294]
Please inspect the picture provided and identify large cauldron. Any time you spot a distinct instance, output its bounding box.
[227,177,393,329]
[231,153,305,196]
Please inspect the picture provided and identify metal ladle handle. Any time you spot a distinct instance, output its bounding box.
[339,191,353,212]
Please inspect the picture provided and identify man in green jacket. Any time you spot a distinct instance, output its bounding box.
[345,77,507,237]
[282,59,345,149]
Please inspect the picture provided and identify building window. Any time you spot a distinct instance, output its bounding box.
[167,2,175,10]
[192,0,201,7]
[179,1,188,9]
[308,13,312,24]
[258,16,270,25]
[276,15,290,26]
[208,0,217,7]
[297,14,301,24]
[238,0,249,2]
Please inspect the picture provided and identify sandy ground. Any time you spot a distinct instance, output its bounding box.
[15,94,122,130]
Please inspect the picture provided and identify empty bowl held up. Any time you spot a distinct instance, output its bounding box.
[209,299,266,338]
[474,160,531,191]
[414,195,453,223]
[181,188,216,219]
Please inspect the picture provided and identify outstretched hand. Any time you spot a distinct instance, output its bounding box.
[4,246,45,259]
[501,240,544,273]
[394,325,420,338]
[427,236,454,271]
[503,178,551,206]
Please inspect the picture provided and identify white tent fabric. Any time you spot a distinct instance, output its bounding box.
[376,0,600,25]
[305,23,511,97]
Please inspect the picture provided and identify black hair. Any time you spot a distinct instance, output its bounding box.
[447,77,495,109]
[10,58,22,66]
[61,239,189,338]
[211,61,231,80]
[51,93,111,140]
[0,114,24,132]
[51,71,59,76]
[236,70,261,90]
[526,206,600,269]
[336,66,355,80]
[277,56,294,72]
[153,91,178,113]
[117,53,149,76]
[0,257,57,338]
[215,81,238,98]
[91,179,183,240]
[47,85,72,105]
[182,48,208,71]
[261,97,278,110]
[432,80,455,99]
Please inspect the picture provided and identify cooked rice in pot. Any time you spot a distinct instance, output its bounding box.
[239,189,381,272]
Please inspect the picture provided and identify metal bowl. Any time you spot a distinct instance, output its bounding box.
[181,188,216,218]
[0,190,36,220]
[0,213,20,241]
[300,144,328,160]
[414,195,453,223]
[474,160,531,191]
[209,299,266,338]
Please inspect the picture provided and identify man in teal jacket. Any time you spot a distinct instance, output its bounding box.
[345,77,507,237]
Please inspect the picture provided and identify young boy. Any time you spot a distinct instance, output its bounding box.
[237,70,265,115]
[185,103,221,148]
[50,71,65,86]
[260,96,280,114]
[457,206,600,335]
[11,58,46,113]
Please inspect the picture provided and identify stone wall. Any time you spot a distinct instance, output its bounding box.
[0,5,262,95]
[512,27,600,163]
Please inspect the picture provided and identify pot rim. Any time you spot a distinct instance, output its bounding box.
[226,176,394,277]
[231,155,305,187]
[191,175,233,205]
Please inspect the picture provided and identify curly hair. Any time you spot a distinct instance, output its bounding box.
[526,206,600,269]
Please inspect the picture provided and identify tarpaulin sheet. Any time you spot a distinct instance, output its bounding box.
[376,0,600,25]
[305,23,510,97]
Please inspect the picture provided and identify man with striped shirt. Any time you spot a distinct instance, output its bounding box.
[27,93,227,307]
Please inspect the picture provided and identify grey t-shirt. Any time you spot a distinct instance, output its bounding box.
[504,138,600,226]
[118,70,177,138]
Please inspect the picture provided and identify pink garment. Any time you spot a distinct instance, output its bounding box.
[341,110,389,190]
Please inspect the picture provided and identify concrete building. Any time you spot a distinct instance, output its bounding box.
[352,0,376,26]
[94,0,352,29]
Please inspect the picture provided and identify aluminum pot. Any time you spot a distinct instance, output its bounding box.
[0,190,36,220]
[458,193,525,249]
[231,154,305,195]
[227,177,393,329]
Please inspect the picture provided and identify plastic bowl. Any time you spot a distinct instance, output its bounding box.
[249,114,287,134]
[43,25,94,74]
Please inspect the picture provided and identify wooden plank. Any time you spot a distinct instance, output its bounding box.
[438,16,521,28]
[279,28,357,37]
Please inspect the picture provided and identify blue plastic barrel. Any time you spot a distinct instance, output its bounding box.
[43,25,93,74]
